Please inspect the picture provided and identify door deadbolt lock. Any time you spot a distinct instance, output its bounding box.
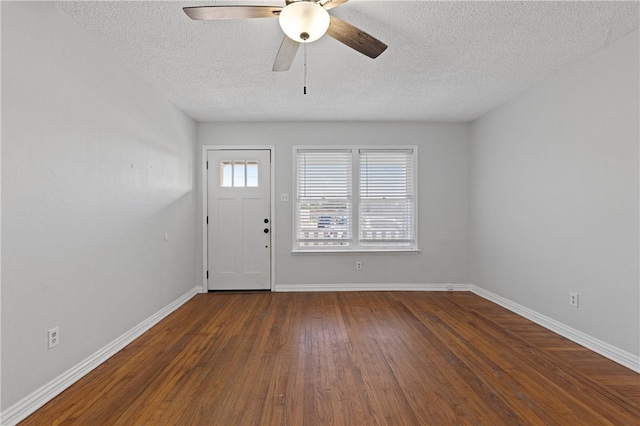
[264,228,269,233]
[264,218,269,223]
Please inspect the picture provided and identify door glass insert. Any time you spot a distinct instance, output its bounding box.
[221,162,233,187]
[220,160,259,187]
[246,161,258,187]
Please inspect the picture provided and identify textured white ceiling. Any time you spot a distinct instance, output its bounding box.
[55,1,639,122]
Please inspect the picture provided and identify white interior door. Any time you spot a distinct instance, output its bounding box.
[207,149,271,290]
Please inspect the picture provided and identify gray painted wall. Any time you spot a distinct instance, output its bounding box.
[470,30,639,356]
[1,2,198,409]
[197,122,471,289]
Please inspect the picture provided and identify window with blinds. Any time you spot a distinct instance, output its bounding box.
[359,149,415,248]
[294,146,418,252]
[296,150,352,248]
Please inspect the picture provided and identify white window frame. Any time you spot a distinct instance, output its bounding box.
[292,145,419,253]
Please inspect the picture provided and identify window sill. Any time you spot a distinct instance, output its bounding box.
[291,249,421,255]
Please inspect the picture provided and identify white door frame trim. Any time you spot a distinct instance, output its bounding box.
[202,145,276,292]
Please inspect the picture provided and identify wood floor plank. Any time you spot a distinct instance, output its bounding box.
[437,294,639,422]
[21,292,640,425]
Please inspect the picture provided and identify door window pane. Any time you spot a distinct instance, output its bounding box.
[246,162,259,187]
[221,162,233,187]
[233,161,246,187]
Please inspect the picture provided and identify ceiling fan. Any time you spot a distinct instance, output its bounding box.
[183,0,387,71]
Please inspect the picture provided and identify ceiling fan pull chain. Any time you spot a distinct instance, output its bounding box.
[303,42,307,95]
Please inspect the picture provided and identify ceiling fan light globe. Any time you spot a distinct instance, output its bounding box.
[279,1,330,43]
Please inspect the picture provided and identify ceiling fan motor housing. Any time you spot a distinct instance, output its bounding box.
[279,1,330,43]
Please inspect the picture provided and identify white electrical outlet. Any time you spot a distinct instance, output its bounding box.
[48,327,59,349]
[280,193,289,202]
[570,292,579,308]
[356,261,362,271]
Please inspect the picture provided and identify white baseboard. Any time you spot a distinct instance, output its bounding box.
[470,284,640,373]
[274,283,471,292]
[1,287,198,426]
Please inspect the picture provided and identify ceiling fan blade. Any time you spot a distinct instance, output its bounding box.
[183,6,282,20]
[320,0,349,11]
[326,16,387,59]
[273,36,300,71]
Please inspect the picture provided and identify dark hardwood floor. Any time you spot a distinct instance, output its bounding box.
[21,292,640,425]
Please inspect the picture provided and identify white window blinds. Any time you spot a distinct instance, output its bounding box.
[359,149,415,248]
[294,146,417,251]
[296,150,352,248]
